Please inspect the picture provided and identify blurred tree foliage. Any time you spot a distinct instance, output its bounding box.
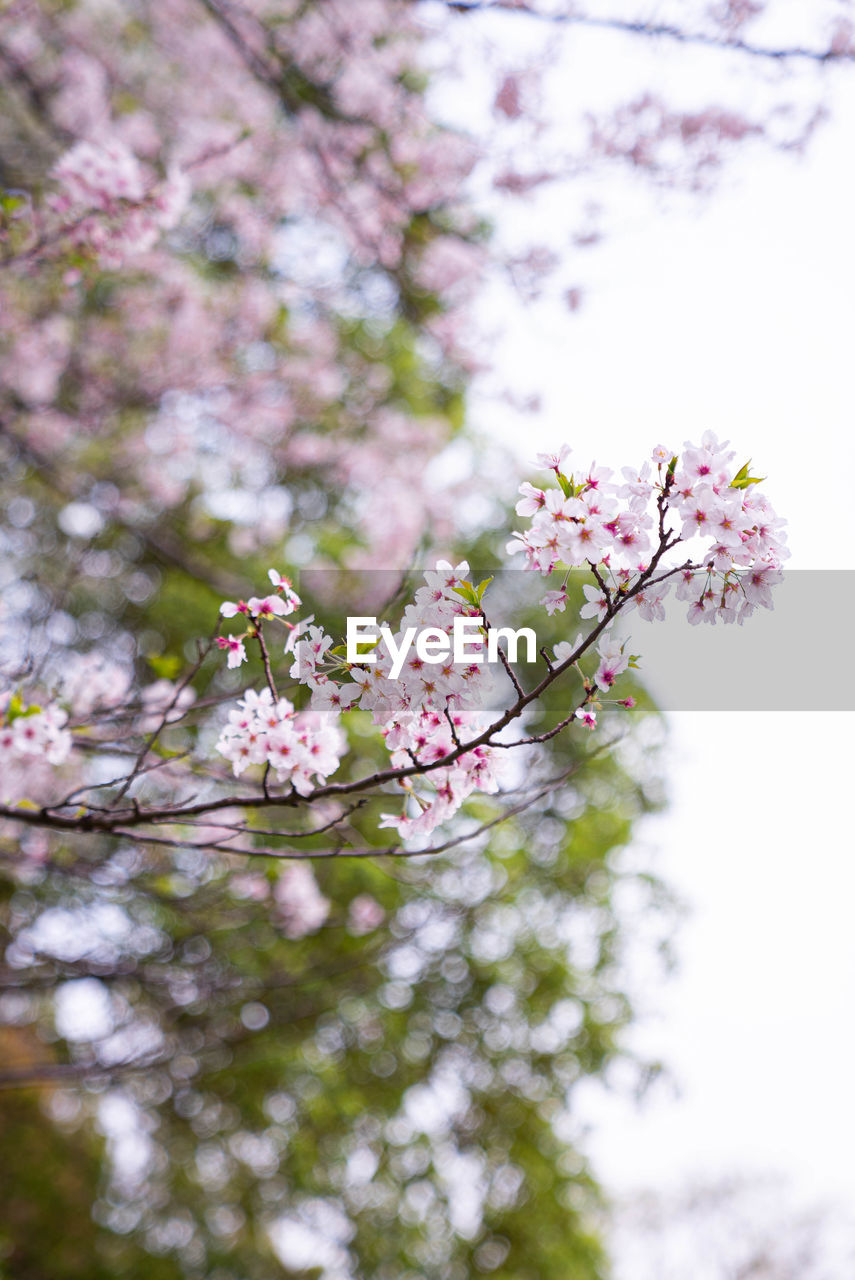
[0,1,678,1276]
[0,553,671,1277]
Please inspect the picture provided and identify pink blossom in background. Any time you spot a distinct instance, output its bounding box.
[274,864,331,940]
[348,895,386,935]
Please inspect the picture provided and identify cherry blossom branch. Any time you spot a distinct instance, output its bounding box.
[1,433,787,849]
[492,688,595,748]
[157,804,367,838]
[0,551,672,839]
[3,631,601,833]
[0,661,618,867]
[437,1,855,64]
[106,752,606,861]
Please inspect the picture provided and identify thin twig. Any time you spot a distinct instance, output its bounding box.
[112,628,217,805]
[437,1,855,65]
[254,623,279,701]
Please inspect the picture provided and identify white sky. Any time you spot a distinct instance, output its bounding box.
[444,6,855,1239]
[584,712,855,1204]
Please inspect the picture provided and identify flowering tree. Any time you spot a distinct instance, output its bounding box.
[0,0,833,1274]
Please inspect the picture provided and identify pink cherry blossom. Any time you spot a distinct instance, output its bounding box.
[267,570,302,613]
[221,600,251,618]
[594,633,629,692]
[246,596,292,619]
[516,482,548,517]
[10,705,72,765]
[217,636,248,669]
[215,689,344,793]
[541,589,568,615]
[575,707,597,730]
[579,583,609,622]
[535,444,572,472]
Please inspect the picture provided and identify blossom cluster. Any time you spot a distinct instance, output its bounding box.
[49,139,190,268]
[553,631,633,729]
[57,653,131,717]
[218,570,302,668]
[215,688,344,797]
[0,699,72,767]
[288,562,501,839]
[205,428,787,842]
[510,432,788,627]
[52,140,146,210]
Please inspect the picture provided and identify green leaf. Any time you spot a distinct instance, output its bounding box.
[452,576,493,610]
[0,190,27,216]
[474,575,493,604]
[730,459,765,490]
[556,470,589,499]
[146,653,182,679]
[5,692,24,723]
[6,695,42,723]
[452,580,478,606]
[336,635,380,660]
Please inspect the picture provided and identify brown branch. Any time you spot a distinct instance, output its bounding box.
[590,563,613,612]
[254,622,279,701]
[443,705,462,748]
[55,750,192,809]
[154,802,366,838]
[493,689,593,748]
[483,614,525,699]
[66,749,613,862]
[0,1052,166,1091]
